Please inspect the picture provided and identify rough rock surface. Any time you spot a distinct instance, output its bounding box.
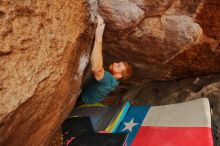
[0,0,94,145]
[98,0,145,30]
[1,0,220,145]
[99,0,220,85]
[129,0,174,16]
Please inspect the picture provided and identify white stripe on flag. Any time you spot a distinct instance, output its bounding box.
[142,98,211,127]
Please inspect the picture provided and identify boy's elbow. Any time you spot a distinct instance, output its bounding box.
[92,67,104,81]
[92,66,103,73]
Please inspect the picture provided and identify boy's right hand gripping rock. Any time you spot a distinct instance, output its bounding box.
[95,14,105,42]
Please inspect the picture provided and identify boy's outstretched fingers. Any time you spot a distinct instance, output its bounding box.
[95,14,105,41]
[97,14,104,25]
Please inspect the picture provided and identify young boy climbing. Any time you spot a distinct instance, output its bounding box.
[79,14,132,104]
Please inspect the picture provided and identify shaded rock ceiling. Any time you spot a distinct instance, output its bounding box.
[99,0,220,85]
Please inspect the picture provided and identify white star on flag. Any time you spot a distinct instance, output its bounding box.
[121,118,139,132]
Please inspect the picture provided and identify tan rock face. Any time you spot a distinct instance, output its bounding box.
[0,0,94,145]
[195,0,220,40]
[99,0,220,85]
[98,0,145,30]
[129,0,174,16]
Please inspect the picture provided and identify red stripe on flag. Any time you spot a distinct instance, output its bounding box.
[132,126,213,146]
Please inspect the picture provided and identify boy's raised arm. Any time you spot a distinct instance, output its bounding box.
[90,15,105,80]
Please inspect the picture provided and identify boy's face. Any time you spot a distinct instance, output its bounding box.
[109,62,126,77]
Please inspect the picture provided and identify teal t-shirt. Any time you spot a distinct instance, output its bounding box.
[81,71,119,104]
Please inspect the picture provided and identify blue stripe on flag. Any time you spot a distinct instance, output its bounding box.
[112,102,131,133]
[115,106,150,146]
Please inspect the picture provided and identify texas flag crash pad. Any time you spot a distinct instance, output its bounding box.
[116,98,213,146]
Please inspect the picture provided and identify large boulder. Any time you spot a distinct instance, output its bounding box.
[98,0,145,30]
[0,0,94,145]
[99,0,220,85]
[1,0,220,145]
